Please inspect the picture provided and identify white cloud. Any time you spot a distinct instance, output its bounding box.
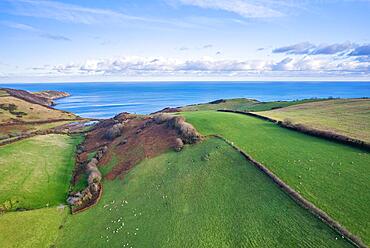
[1,21,71,41]
[172,0,286,18]
[31,55,368,78]
[5,0,163,25]
[273,42,370,56]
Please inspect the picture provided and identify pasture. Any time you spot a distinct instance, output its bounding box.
[256,98,370,143]
[179,98,323,112]
[0,134,83,210]
[0,207,67,248]
[57,138,351,247]
[182,111,370,245]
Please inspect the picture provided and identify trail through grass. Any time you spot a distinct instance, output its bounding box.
[57,138,352,248]
[182,111,370,245]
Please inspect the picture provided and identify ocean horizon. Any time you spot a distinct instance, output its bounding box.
[1,81,370,118]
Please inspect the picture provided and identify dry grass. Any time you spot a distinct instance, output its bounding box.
[0,96,76,124]
[257,98,370,143]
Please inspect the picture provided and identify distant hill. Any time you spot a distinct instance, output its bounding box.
[155,98,325,113]
[0,88,76,125]
[3,88,69,107]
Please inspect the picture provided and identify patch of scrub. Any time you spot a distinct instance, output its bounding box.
[57,138,352,248]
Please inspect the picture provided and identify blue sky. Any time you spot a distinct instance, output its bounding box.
[0,0,369,82]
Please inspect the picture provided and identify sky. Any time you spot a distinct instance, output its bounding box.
[0,0,370,83]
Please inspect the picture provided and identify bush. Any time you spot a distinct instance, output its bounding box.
[177,122,200,144]
[104,123,124,140]
[86,158,98,172]
[282,118,293,126]
[153,114,201,144]
[153,113,173,124]
[174,138,184,152]
[88,170,102,184]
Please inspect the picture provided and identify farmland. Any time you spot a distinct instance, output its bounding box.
[182,111,370,245]
[0,207,68,248]
[256,98,370,143]
[0,134,83,210]
[179,98,324,112]
[56,138,351,247]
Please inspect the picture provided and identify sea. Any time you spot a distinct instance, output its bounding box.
[1,81,369,118]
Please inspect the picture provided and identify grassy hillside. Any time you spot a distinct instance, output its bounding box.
[0,94,76,124]
[179,98,323,112]
[182,111,370,245]
[0,134,83,210]
[0,207,68,248]
[256,98,370,143]
[57,138,351,248]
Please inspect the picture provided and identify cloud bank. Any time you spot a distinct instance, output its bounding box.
[26,54,368,79]
[273,42,370,56]
[172,0,287,18]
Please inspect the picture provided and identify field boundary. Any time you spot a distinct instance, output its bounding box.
[71,183,103,215]
[0,130,70,146]
[0,118,83,127]
[217,110,370,151]
[209,134,367,248]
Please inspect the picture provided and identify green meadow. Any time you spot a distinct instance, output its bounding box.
[0,134,83,210]
[56,138,351,248]
[182,111,370,245]
[179,98,324,112]
[0,207,68,248]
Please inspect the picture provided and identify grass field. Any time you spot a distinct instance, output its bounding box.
[182,111,370,245]
[0,96,76,124]
[0,207,68,248]
[57,138,351,247]
[179,98,324,112]
[0,134,83,210]
[256,98,370,143]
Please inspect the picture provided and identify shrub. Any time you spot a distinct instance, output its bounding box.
[104,123,124,140]
[177,122,200,144]
[86,158,98,172]
[88,170,102,184]
[174,138,184,152]
[153,113,173,124]
[153,114,201,144]
[282,118,293,126]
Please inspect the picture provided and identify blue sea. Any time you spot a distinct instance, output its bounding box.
[1,81,369,118]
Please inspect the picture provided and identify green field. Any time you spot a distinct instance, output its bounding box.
[0,134,83,210]
[182,111,370,245]
[180,98,324,112]
[0,207,68,248]
[57,138,351,247]
[257,98,370,143]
